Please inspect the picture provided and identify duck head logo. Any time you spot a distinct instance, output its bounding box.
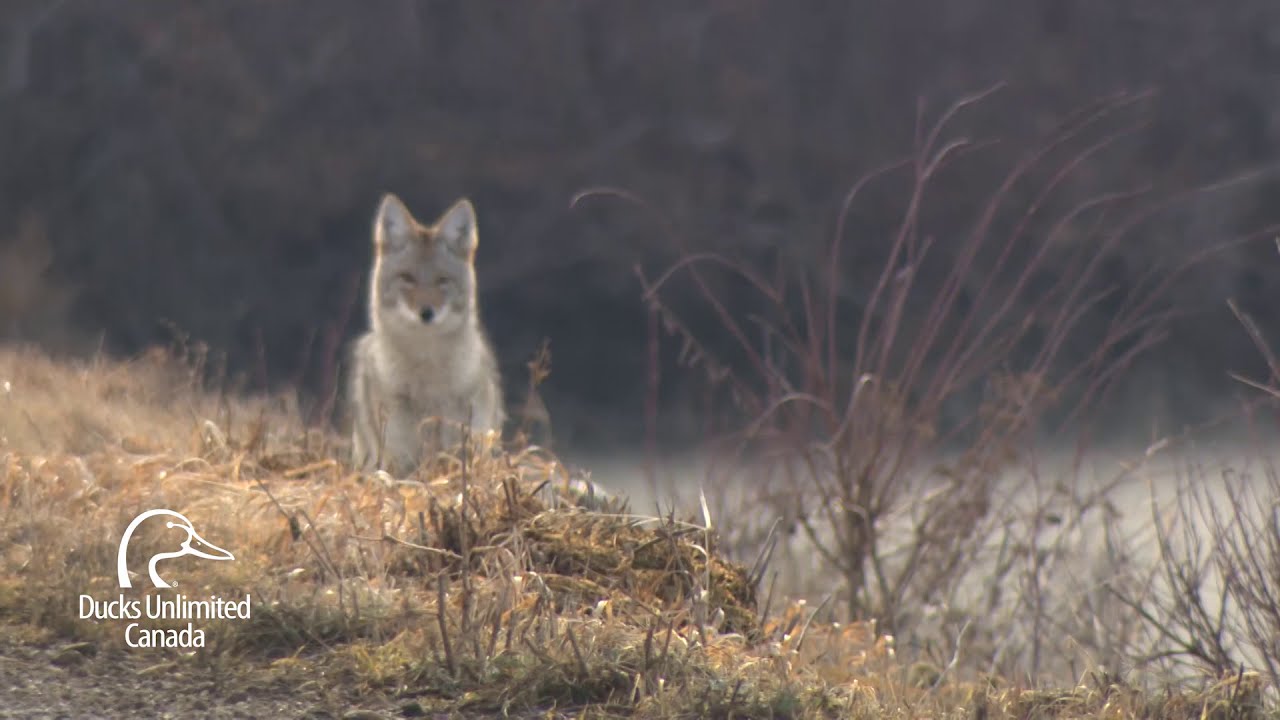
[117,509,235,589]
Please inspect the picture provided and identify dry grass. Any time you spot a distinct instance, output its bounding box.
[0,343,1268,717]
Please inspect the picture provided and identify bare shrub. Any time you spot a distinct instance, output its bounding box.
[0,214,78,350]
[1095,443,1280,705]
[583,89,1278,682]
[1110,281,1280,691]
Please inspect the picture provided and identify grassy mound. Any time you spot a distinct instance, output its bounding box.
[0,345,1266,717]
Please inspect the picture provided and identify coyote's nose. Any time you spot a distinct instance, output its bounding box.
[419,307,436,324]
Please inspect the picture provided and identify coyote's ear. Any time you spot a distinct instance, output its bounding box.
[436,198,478,257]
[374,193,415,253]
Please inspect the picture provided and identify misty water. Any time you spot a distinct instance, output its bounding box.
[564,420,1280,681]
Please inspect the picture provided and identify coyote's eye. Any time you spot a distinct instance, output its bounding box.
[434,277,450,288]
[397,272,416,286]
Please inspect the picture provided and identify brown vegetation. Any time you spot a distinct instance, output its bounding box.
[0,344,1271,717]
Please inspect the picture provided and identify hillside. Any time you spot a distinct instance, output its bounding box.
[0,345,1268,718]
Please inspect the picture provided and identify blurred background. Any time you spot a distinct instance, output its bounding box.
[3,1,1280,460]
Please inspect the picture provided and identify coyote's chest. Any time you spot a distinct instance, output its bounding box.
[381,341,479,414]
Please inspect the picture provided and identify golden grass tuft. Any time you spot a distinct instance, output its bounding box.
[0,344,1269,717]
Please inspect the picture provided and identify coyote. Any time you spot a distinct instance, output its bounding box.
[348,193,505,475]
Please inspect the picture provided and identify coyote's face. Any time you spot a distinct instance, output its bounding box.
[369,194,479,337]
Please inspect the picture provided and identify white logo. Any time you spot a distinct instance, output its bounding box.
[116,509,234,589]
[78,509,248,649]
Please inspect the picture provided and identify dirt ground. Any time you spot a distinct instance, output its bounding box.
[0,625,598,719]
[0,628,400,720]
